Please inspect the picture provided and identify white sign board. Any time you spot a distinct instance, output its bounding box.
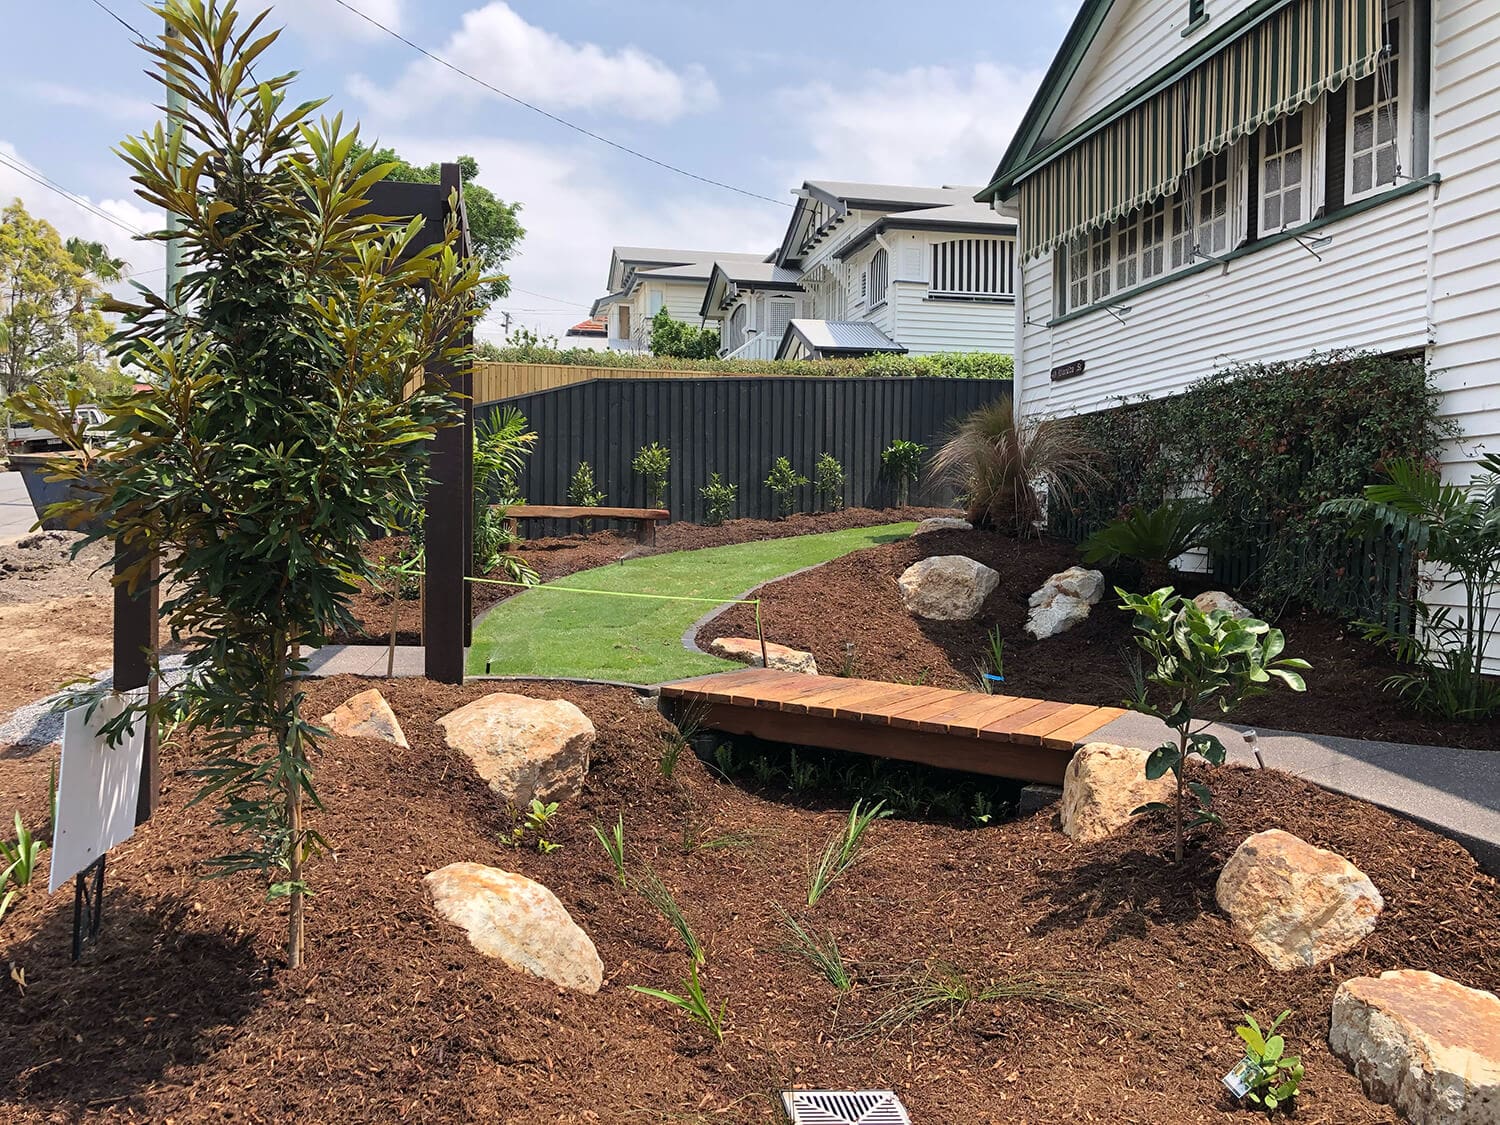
[49,691,146,894]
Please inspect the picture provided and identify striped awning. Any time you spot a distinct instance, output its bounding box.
[1019,0,1382,260]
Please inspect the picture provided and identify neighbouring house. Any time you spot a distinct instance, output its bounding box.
[976,0,1498,654]
[701,182,1019,360]
[564,316,608,340]
[591,246,767,351]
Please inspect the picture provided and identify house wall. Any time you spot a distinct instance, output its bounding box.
[619,279,713,349]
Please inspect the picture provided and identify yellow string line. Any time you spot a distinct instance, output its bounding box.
[460,573,761,608]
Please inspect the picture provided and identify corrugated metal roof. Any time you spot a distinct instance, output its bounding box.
[780,319,906,357]
[803,182,987,209]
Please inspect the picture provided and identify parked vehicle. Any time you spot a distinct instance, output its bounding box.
[4,406,107,455]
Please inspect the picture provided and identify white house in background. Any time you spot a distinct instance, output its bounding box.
[590,246,767,351]
[700,181,1020,361]
[976,0,1500,655]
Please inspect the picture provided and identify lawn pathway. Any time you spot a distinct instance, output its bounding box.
[465,522,915,682]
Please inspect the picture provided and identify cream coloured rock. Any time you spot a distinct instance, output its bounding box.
[321,688,408,748]
[1216,829,1383,970]
[709,636,819,675]
[437,692,595,807]
[1330,970,1500,1125]
[912,516,973,536]
[1059,742,1176,842]
[1194,590,1252,619]
[425,862,603,993]
[1025,567,1105,639]
[897,555,1000,621]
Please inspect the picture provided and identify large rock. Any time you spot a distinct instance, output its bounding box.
[425,862,603,994]
[1194,590,1252,619]
[912,516,973,536]
[1330,970,1500,1124]
[1060,742,1176,842]
[709,636,818,675]
[321,688,408,748]
[438,692,595,807]
[897,555,1000,621]
[1216,829,1383,970]
[1025,567,1105,639]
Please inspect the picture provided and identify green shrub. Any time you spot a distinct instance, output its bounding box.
[1080,499,1212,582]
[648,308,719,359]
[567,461,605,532]
[700,472,737,526]
[765,457,808,518]
[632,441,671,509]
[880,440,927,506]
[1231,1010,1304,1114]
[813,452,845,511]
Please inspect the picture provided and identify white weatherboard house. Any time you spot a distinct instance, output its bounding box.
[702,182,1019,361]
[591,247,767,352]
[977,0,1500,656]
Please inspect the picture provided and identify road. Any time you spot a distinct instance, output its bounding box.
[0,468,37,542]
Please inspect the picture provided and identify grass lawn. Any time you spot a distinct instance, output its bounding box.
[466,522,914,682]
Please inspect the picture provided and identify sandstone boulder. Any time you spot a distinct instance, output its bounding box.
[1216,829,1383,970]
[1330,970,1500,1125]
[425,862,603,993]
[321,688,408,748]
[1194,590,1253,619]
[1059,742,1175,842]
[897,555,1000,621]
[912,516,973,536]
[709,636,819,675]
[437,692,595,807]
[1025,567,1105,639]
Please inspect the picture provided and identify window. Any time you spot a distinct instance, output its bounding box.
[647,287,664,315]
[860,270,868,301]
[1169,187,1194,269]
[869,248,889,306]
[1088,225,1112,303]
[1067,234,1089,311]
[1261,110,1314,231]
[931,238,1015,298]
[1064,225,1112,312]
[1194,149,1235,256]
[1347,10,1406,200]
[1114,196,1167,291]
[1188,0,1205,21]
[766,297,795,342]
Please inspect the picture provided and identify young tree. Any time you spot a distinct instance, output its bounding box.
[11,0,484,968]
[648,307,719,359]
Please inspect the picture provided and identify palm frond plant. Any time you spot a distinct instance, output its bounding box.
[930,397,1100,537]
[1320,455,1500,720]
[1081,498,1213,587]
[472,407,539,582]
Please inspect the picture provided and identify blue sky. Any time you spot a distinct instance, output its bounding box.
[3,0,1075,342]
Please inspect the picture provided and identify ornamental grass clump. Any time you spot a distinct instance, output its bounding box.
[8,1,483,967]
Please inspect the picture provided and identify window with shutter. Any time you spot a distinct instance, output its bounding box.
[930,238,1015,299]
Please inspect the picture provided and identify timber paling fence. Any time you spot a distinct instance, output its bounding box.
[477,376,1010,528]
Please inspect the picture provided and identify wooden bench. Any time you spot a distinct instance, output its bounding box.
[500,504,670,545]
[659,668,1126,786]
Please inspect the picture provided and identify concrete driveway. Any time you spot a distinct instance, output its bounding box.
[0,468,38,542]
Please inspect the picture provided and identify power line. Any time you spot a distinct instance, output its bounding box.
[507,286,592,309]
[86,0,149,42]
[328,0,791,209]
[0,151,148,240]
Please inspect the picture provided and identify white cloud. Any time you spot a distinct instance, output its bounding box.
[11,82,157,125]
[270,0,406,43]
[349,3,717,124]
[776,62,1043,188]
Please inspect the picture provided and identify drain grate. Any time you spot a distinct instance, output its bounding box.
[780,1090,911,1124]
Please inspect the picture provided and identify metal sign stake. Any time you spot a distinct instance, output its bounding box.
[71,856,106,962]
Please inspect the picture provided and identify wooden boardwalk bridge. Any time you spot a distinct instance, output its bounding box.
[659,669,1126,786]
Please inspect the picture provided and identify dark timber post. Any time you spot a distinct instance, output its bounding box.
[114,543,159,824]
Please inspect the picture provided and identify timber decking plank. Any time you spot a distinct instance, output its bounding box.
[978,699,1069,739]
[911,694,1028,736]
[740,674,845,709]
[1042,705,1129,748]
[854,685,960,724]
[1013,702,1104,746]
[886,691,990,728]
[661,669,778,699]
[830,682,940,721]
[805,681,913,719]
[771,680,878,715]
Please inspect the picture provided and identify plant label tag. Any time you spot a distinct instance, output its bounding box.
[1223,1056,1266,1099]
[49,690,147,894]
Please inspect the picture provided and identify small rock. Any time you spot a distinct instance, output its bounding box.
[438,692,595,807]
[321,688,408,748]
[1018,783,1063,817]
[1216,829,1383,970]
[1025,567,1105,639]
[1330,969,1500,1124]
[1059,743,1175,842]
[425,862,603,994]
[632,692,662,712]
[1194,590,1252,619]
[897,555,1000,621]
[709,636,819,675]
[912,516,973,536]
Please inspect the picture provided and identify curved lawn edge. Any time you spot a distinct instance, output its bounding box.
[679,559,839,662]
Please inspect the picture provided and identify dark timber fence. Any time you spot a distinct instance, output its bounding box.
[477,376,1010,528]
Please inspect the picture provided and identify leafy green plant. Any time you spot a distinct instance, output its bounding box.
[629,962,726,1043]
[567,460,606,531]
[5,1,484,968]
[932,397,1099,536]
[592,813,628,889]
[647,307,719,360]
[1080,498,1212,583]
[1320,454,1500,720]
[859,961,1100,1040]
[476,340,1011,378]
[632,441,671,509]
[504,799,562,853]
[1119,587,1310,861]
[1230,1010,1304,1113]
[660,700,708,780]
[976,625,1006,693]
[473,407,539,582]
[636,864,705,964]
[766,456,808,518]
[807,799,890,906]
[813,452,846,512]
[700,472,737,526]
[880,439,926,506]
[773,902,852,990]
[0,812,43,892]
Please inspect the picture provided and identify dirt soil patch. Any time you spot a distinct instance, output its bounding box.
[1,675,1497,1122]
[703,527,1500,752]
[338,506,950,646]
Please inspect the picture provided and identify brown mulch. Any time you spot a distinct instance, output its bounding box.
[337,506,952,645]
[703,527,1500,752]
[0,674,1496,1122]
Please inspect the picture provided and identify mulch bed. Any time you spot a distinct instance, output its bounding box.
[703,527,1500,752]
[337,506,951,646]
[0,675,1497,1121]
